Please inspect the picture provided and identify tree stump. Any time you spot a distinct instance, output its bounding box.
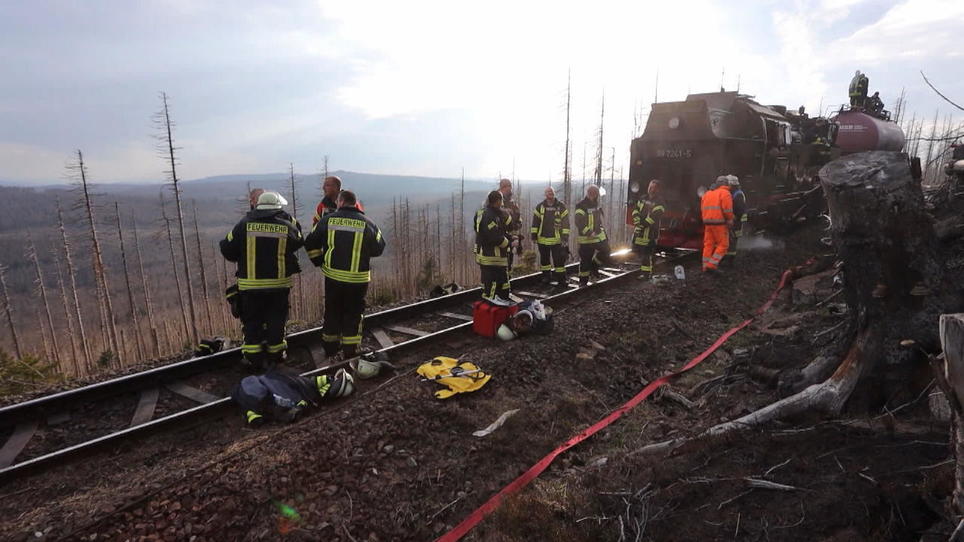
[938,314,964,517]
[819,150,954,408]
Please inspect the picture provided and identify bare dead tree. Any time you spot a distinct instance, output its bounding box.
[921,71,964,113]
[594,91,605,186]
[52,252,81,375]
[191,202,214,336]
[160,194,190,350]
[114,202,144,361]
[56,199,92,370]
[26,234,60,366]
[155,92,199,346]
[564,69,573,211]
[131,212,160,358]
[70,151,121,365]
[0,264,23,359]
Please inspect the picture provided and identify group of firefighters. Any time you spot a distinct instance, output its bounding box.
[474,173,749,305]
[219,173,747,424]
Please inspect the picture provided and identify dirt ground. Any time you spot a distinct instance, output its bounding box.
[0,223,955,541]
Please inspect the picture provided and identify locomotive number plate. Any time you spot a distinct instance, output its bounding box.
[656,149,693,158]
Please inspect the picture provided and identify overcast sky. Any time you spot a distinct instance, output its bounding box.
[1,0,961,185]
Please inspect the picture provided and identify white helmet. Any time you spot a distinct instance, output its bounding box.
[727,175,740,186]
[497,324,517,341]
[256,191,288,210]
[326,368,354,398]
[354,358,381,379]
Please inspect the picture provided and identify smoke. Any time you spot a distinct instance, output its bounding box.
[737,234,785,251]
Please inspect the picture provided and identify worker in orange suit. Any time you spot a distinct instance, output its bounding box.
[700,176,734,275]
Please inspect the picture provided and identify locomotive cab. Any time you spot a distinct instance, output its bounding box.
[628,91,837,249]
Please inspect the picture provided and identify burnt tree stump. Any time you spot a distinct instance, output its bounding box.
[820,150,955,408]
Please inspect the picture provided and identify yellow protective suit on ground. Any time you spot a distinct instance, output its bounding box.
[417,357,491,399]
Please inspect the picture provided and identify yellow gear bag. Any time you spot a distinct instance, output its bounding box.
[416,357,491,399]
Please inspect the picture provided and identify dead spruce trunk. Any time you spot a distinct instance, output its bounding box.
[638,151,960,456]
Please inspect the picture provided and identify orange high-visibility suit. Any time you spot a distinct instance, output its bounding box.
[700,185,734,271]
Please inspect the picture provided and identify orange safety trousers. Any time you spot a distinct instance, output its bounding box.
[702,225,729,270]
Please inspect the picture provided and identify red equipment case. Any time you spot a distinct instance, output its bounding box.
[472,300,519,338]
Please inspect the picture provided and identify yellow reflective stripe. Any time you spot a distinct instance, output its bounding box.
[350,231,362,272]
[322,333,341,342]
[537,237,561,245]
[277,237,286,279]
[376,229,382,242]
[323,267,371,283]
[341,335,362,345]
[238,277,292,289]
[325,229,335,269]
[266,341,288,353]
[307,248,323,258]
[226,230,233,241]
[476,255,508,265]
[498,238,509,248]
[246,233,256,280]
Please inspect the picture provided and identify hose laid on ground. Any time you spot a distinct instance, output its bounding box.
[437,264,800,542]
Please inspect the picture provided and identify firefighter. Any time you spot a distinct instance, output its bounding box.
[724,175,748,265]
[849,70,862,107]
[700,176,734,274]
[574,184,612,287]
[220,191,304,370]
[312,175,342,226]
[857,72,869,108]
[867,91,884,116]
[474,190,513,305]
[530,186,570,285]
[498,178,523,271]
[233,366,354,427]
[305,190,385,359]
[631,179,665,280]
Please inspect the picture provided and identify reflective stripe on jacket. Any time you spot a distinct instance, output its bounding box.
[574,198,607,245]
[531,199,570,245]
[700,186,734,225]
[220,209,304,290]
[305,207,385,283]
[632,197,665,245]
[474,206,511,266]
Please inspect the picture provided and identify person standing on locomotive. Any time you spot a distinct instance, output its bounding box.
[498,178,523,271]
[574,184,612,287]
[220,191,304,371]
[531,186,570,286]
[631,180,665,280]
[475,190,513,305]
[700,176,734,275]
[305,190,386,359]
[724,175,748,265]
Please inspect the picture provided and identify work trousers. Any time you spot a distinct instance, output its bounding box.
[239,289,290,367]
[537,243,567,283]
[702,225,730,271]
[726,223,743,259]
[322,277,368,358]
[578,240,612,284]
[636,241,656,276]
[480,264,510,300]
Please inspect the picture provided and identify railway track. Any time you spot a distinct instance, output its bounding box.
[0,249,693,484]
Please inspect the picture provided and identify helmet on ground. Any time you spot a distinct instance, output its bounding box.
[354,357,381,379]
[325,368,354,398]
[496,324,517,341]
[256,191,288,210]
[727,175,740,186]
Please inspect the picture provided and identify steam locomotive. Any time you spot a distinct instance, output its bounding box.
[627,90,905,249]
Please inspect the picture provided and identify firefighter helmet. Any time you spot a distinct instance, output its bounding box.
[496,324,517,341]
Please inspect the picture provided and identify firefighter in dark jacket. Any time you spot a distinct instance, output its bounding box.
[305,190,386,359]
[725,175,748,264]
[531,186,570,285]
[312,175,342,226]
[220,191,304,370]
[475,190,513,304]
[632,179,665,279]
[498,178,523,270]
[574,185,612,287]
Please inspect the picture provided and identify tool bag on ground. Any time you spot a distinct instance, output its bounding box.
[232,365,353,426]
[472,300,519,338]
[417,356,491,399]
